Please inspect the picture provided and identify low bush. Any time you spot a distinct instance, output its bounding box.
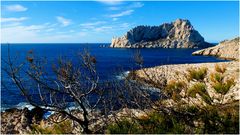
[199,103,239,133]
[31,120,73,134]
[107,112,187,134]
[215,64,227,74]
[187,82,212,104]
[164,80,186,101]
[210,72,235,95]
[212,78,235,95]
[106,103,239,134]
[187,67,208,81]
[106,118,141,134]
[210,73,223,83]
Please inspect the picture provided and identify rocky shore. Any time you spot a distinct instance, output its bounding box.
[110,19,211,48]
[192,37,239,60]
[131,61,239,103]
[129,37,239,105]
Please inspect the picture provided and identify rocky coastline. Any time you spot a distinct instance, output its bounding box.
[130,61,239,103]
[192,37,239,60]
[110,19,212,48]
[1,35,239,134]
[128,37,239,105]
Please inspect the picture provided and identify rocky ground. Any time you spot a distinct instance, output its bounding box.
[131,61,239,104]
[1,106,148,134]
[1,107,44,134]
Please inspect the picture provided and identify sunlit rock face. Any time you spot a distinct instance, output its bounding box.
[192,37,240,60]
[110,19,211,48]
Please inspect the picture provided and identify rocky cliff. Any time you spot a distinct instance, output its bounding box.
[110,19,211,48]
[192,37,239,60]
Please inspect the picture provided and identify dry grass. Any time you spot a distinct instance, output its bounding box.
[187,67,208,81]
[215,64,227,74]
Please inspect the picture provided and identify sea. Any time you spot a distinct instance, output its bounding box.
[1,43,227,111]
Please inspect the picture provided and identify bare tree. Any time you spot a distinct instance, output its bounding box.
[2,46,106,133]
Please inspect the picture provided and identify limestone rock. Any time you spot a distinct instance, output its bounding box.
[1,108,32,134]
[1,107,45,134]
[131,61,239,105]
[192,37,239,60]
[110,19,211,48]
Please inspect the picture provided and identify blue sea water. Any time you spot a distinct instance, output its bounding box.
[1,43,227,110]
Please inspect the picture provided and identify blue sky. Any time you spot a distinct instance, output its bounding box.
[1,1,239,43]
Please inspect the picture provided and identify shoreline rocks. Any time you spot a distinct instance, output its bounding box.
[192,37,239,60]
[110,19,212,48]
[1,107,149,134]
[129,61,239,104]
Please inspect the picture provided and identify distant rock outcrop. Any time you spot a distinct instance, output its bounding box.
[110,19,211,48]
[192,37,239,60]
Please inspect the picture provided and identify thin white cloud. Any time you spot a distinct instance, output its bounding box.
[80,21,132,33]
[80,21,106,27]
[128,2,144,8]
[108,10,134,18]
[95,26,113,32]
[77,32,87,37]
[112,18,119,21]
[97,0,123,5]
[1,23,87,43]
[56,16,71,27]
[105,2,144,20]
[1,19,133,43]
[24,24,49,31]
[119,22,131,29]
[1,17,28,23]
[5,4,28,12]
[45,28,55,32]
[108,6,121,11]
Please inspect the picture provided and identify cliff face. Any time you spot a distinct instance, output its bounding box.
[110,19,211,48]
[192,37,239,60]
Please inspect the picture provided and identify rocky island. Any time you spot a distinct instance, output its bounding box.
[110,19,212,48]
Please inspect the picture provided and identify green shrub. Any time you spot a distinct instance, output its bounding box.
[186,105,199,114]
[187,82,206,98]
[212,78,235,95]
[210,72,235,95]
[165,81,186,101]
[210,73,223,83]
[187,67,208,81]
[31,120,73,134]
[107,112,187,134]
[107,105,239,134]
[200,104,239,134]
[106,119,140,134]
[187,82,212,104]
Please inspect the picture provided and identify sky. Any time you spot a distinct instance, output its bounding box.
[1,1,239,43]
